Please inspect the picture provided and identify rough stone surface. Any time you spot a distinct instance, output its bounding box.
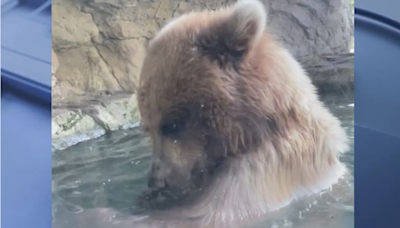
[52,0,353,101]
[52,109,106,151]
[301,52,354,94]
[266,0,353,57]
[52,93,140,151]
[52,49,64,99]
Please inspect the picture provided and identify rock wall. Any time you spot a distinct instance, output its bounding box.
[52,0,353,102]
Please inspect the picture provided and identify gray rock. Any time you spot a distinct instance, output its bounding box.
[52,93,140,151]
[52,0,353,101]
[52,109,106,151]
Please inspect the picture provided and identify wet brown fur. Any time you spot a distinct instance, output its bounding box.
[135,1,348,227]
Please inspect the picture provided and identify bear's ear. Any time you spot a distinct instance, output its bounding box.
[230,0,267,46]
[197,0,267,67]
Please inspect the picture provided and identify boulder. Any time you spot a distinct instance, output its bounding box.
[52,93,140,151]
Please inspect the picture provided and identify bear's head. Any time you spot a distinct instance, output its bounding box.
[137,0,283,207]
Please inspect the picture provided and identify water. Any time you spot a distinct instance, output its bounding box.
[52,92,354,228]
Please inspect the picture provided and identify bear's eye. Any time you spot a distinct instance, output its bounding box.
[160,120,184,136]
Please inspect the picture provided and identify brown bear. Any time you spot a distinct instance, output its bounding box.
[133,0,349,227]
[54,0,349,228]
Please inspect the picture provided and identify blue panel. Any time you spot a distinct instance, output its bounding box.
[1,89,52,228]
[1,0,51,88]
[1,0,52,228]
[356,0,400,23]
[355,10,400,138]
[355,0,400,227]
[1,0,19,13]
[355,125,400,227]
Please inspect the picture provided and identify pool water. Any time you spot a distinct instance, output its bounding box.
[52,92,354,228]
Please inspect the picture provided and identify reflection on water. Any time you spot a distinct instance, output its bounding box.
[52,92,354,228]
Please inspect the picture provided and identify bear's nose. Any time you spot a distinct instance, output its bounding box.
[148,177,166,189]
